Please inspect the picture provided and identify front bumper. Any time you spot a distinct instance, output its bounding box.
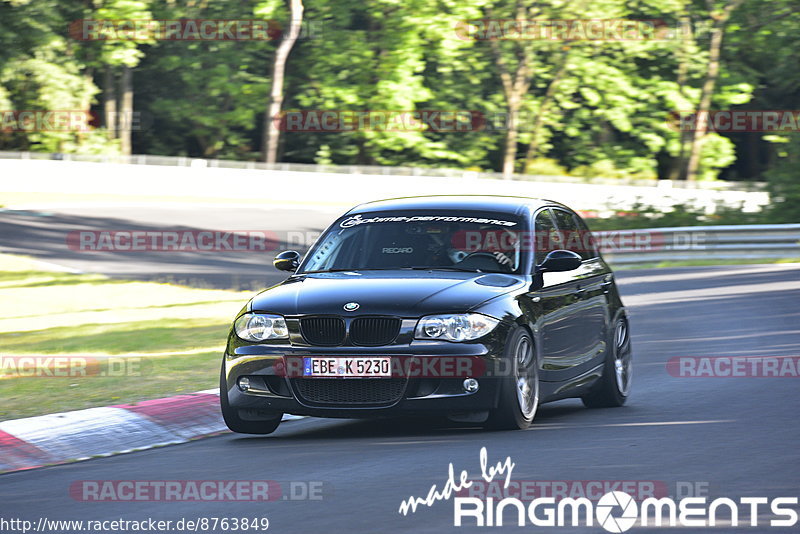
[223,339,507,418]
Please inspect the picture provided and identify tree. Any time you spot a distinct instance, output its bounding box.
[263,0,304,163]
[0,0,795,197]
[682,0,745,181]
[522,48,568,170]
[135,0,272,158]
[0,0,114,153]
[85,0,153,155]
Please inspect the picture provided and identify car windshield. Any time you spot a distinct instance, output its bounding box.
[299,211,526,274]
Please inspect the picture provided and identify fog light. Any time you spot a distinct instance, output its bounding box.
[463,378,479,393]
[237,377,251,392]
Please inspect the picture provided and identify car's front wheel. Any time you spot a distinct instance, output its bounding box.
[485,327,539,430]
[220,363,283,434]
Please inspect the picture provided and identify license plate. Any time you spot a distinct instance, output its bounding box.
[303,357,391,377]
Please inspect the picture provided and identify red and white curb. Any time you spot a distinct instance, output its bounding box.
[0,389,302,475]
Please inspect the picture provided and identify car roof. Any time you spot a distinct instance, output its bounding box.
[347,195,568,217]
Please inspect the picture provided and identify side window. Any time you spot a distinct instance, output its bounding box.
[533,209,560,265]
[552,209,593,261]
[572,214,599,260]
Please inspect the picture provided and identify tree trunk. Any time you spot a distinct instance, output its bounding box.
[670,15,692,180]
[523,54,569,171]
[683,0,744,181]
[502,99,521,179]
[263,0,305,164]
[490,44,530,180]
[489,2,532,180]
[103,67,117,140]
[119,66,133,155]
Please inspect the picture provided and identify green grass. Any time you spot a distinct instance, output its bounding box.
[0,351,222,420]
[0,318,230,354]
[0,253,251,421]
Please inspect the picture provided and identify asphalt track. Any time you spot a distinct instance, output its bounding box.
[0,204,341,290]
[0,205,799,533]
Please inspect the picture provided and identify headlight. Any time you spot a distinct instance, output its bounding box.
[414,313,499,342]
[234,313,288,342]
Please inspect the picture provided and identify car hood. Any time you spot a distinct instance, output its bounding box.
[249,270,525,317]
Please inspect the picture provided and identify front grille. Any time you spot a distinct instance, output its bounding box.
[292,378,407,406]
[300,317,346,346]
[349,317,401,346]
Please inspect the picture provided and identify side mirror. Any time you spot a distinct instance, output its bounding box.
[273,250,301,272]
[537,249,582,273]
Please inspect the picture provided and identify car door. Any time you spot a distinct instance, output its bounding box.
[551,208,610,373]
[521,208,585,382]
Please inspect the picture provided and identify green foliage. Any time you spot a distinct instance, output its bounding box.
[695,133,737,181]
[0,0,118,152]
[523,157,568,176]
[763,136,800,224]
[587,199,775,232]
[0,0,796,197]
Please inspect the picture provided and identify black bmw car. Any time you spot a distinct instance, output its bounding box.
[221,195,632,434]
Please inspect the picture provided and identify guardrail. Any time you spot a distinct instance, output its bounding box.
[599,224,800,265]
[0,150,767,191]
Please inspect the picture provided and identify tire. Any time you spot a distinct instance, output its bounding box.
[582,316,632,408]
[220,363,283,434]
[485,327,539,430]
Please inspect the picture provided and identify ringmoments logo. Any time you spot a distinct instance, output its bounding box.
[398,448,799,531]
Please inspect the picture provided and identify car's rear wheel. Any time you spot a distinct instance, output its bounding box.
[220,363,283,434]
[582,316,632,408]
[485,328,539,430]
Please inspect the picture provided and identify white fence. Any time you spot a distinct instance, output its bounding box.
[0,150,767,190]
[0,153,770,214]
